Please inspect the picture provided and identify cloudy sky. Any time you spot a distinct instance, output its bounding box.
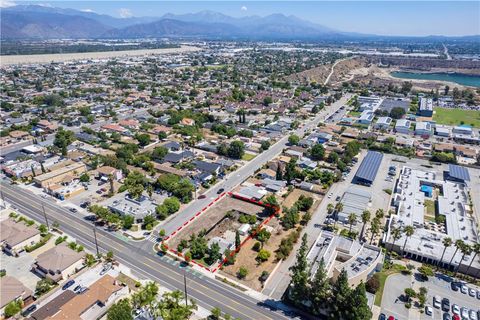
[5,1,480,36]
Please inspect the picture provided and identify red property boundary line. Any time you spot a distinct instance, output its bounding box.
[160,191,280,273]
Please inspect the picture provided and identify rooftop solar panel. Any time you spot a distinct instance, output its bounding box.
[448,164,470,182]
[354,151,383,184]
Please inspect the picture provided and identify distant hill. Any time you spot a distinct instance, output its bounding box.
[0,5,477,40]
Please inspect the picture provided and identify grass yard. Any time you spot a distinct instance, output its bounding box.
[424,199,435,216]
[242,153,256,161]
[433,107,480,128]
[374,263,407,306]
[348,111,362,117]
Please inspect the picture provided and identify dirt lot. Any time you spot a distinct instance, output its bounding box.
[282,188,322,212]
[167,196,266,250]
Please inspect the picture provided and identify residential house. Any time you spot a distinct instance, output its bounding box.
[415,122,433,137]
[0,219,41,256]
[374,117,392,130]
[32,244,86,282]
[96,166,123,181]
[395,119,411,134]
[0,276,33,317]
[258,168,276,180]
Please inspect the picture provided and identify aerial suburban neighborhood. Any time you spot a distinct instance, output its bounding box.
[0,1,479,320]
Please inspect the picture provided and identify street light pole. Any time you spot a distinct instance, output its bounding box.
[41,203,50,230]
[93,224,99,257]
[184,270,188,307]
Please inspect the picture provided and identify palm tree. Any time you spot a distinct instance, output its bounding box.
[437,237,452,269]
[348,213,356,233]
[389,227,402,252]
[448,240,465,271]
[401,226,415,256]
[369,219,380,245]
[465,243,480,276]
[334,202,343,227]
[360,210,371,242]
[327,203,334,214]
[454,243,472,276]
[375,209,384,219]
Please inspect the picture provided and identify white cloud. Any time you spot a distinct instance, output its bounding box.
[241,6,248,11]
[118,8,133,18]
[81,8,94,13]
[0,0,16,7]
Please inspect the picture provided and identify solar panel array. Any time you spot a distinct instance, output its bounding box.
[448,164,471,182]
[354,151,383,184]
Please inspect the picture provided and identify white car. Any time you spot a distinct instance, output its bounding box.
[469,310,478,320]
[461,307,469,319]
[461,284,468,294]
[468,287,476,297]
[452,304,460,315]
[425,305,433,316]
[328,193,333,198]
[433,296,441,309]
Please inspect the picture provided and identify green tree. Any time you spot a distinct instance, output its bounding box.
[454,243,471,276]
[122,215,135,229]
[309,258,330,313]
[418,265,434,280]
[348,282,372,320]
[163,197,180,214]
[256,228,271,248]
[331,268,351,319]
[135,133,151,147]
[206,242,221,265]
[235,230,241,251]
[4,300,22,318]
[155,291,196,320]
[288,134,300,146]
[310,143,325,161]
[53,128,75,155]
[281,206,299,230]
[260,140,270,151]
[275,165,283,180]
[210,307,222,320]
[348,213,357,233]
[438,237,452,269]
[401,226,415,256]
[238,266,248,279]
[284,158,297,183]
[389,107,406,119]
[227,140,245,159]
[107,299,133,320]
[289,234,309,305]
[256,249,271,262]
[359,210,371,241]
[152,146,168,161]
[79,173,90,183]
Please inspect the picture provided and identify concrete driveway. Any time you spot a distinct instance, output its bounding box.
[0,252,42,291]
[381,273,412,320]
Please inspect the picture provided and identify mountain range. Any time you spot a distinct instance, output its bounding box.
[0,5,477,40]
[0,5,350,40]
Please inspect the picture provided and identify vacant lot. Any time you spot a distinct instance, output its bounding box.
[167,196,266,250]
[282,188,322,212]
[433,107,480,128]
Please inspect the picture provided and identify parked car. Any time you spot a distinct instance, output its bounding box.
[62,280,75,290]
[451,282,460,291]
[443,313,452,320]
[452,304,460,315]
[217,188,224,194]
[21,305,37,317]
[198,195,206,199]
[433,295,441,309]
[73,285,82,293]
[460,307,469,320]
[461,284,468,294]
[425,306,433,316]
[442,298,450,312]
[468,288,476,297]
[100,263,112,275]
[469,310,478,320]
[69,208,78,213]
[78,287,88,294]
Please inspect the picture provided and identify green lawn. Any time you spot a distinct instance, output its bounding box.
[242,153,256,161]
[433,107,480,128]
[348,111,362,117]
[424,199,435,216]
[374,264,407,306]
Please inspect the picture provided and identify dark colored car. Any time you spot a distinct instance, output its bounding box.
[443,313,452,320]
[84,215,96,221]
[379,313,386,320]
[441,298,450,312]
[451,281,460,291]
[73,285,82,292]
[217,188,224,194]
[62,280,75,290]
[198,195,206,199]
[69,208,78,213]
[21,305,37,317]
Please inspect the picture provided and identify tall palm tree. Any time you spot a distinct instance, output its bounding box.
[360,210,371,242]
[465,243,480,276]
[327,203,334,214]
[369,218,380,245]
[348,213,356,234]
[448,240,465,271]
[334,202,343,227]
[389,227,402,252]
[375,209,384,219]
[437,237,452,269]
[401,226,415,256]
[455,243,472,276]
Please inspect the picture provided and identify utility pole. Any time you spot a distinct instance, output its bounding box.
[184,270,188,307]
[41,203,50,230]
[93,224,99,257]
[0,191,5,209]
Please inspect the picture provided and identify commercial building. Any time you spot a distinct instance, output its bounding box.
[337,186,372,224]
[418,97,433,117]
[385,166,479,277]
[307,231,383,287]
[374,117,392,130]
[357,110,374,125]
[105,193,157,222]
[395,119,412,134]
[447,164,471,184]
[34,162,87,188]
[414,121,433,137]
[353,151,383,186]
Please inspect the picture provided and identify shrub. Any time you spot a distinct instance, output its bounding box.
[238,266,248,279]
[256,249,271,262]
[366,274,380,293]
[252,242,261,252]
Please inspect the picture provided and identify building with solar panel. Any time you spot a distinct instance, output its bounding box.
[385,165,479,277]
[352,151,383,186]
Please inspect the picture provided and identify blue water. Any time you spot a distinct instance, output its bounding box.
[390,71,480,88]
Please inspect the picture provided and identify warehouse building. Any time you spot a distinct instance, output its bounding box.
[353,151,383,186]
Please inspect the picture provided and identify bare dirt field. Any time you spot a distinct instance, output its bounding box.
[167,196,266,250]
[282,188,322,211]
[0,45,201,66]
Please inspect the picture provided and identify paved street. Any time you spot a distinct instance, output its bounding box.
[0,182,296,320]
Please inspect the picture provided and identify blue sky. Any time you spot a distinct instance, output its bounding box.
[10,1,480,36]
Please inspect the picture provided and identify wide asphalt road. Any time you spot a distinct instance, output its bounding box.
[161,94,352,236]
[0,182,294,320]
